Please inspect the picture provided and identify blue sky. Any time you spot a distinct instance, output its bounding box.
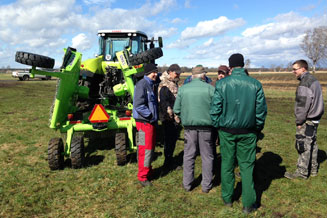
[0,0,326,69]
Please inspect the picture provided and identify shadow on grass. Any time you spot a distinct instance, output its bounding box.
[232,151,286,206]
[317,149,327,165]
[151,150,183,180]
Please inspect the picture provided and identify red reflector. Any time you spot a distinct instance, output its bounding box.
[134,65,142,69]
[67,114,73,120]
[119,117,131,121]
[70,121,82,124]
[125,110,132,116]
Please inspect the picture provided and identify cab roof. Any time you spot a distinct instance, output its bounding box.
[98,30,147,38]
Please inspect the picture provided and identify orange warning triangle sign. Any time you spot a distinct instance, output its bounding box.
[88,104,110,123]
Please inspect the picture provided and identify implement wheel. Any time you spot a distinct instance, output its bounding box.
[71,135,85,168]
[15,51,55,69]
[48,138,64,170]
[115,132,127,166]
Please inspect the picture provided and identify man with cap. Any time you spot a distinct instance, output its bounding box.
[133,63,159,187]
[173,65,215,193]
[183,64,212,85]
[210,53,267,213]
[158,64,183,170]
[217,65,230,81]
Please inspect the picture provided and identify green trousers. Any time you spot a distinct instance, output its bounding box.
[219,130,257,207]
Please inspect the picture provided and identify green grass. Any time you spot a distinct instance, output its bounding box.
[1,73,327,217]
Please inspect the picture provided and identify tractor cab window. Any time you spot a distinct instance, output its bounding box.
[131,36,146,54]
[104,37,129,61]
[102,35,147,61]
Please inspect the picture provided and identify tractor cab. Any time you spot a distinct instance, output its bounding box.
[98,30,149,62]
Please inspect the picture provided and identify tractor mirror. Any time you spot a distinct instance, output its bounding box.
[158,37,163,48]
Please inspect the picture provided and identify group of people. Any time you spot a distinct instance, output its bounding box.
[132,53,324,214]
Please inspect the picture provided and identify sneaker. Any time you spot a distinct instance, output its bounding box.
[284,171,307,180]
[139,180,153,187]
[243,205,257,214]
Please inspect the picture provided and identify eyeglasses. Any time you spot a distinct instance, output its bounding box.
[292,67,301,71]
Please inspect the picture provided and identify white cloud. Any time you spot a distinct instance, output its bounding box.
[153,28,178,38]
[203,38,214,47]
[72,33,91,51]
[181,16,246,40]
[171,18,184,24]
[83,0,115,5]
[184,0,191,8]
[166,39,196,49]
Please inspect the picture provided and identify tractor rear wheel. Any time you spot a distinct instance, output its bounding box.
[15,51,55,69]
[129,47,163,66]
[48,137,64,170]
[71,135,85,168]
[115,132,127,166]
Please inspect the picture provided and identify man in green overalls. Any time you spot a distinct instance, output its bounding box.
[210,53,267,214]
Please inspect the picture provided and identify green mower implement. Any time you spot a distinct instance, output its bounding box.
[15,30,163,169]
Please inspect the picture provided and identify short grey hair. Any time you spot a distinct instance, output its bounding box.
[192,73,205,79]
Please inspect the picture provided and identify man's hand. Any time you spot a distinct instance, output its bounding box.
[297,125,302,129]
[174,114,181,124]
[167,106,174,118]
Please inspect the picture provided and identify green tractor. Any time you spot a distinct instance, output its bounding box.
[15,30,163,169]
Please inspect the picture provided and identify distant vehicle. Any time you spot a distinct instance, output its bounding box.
[12,70,51,81]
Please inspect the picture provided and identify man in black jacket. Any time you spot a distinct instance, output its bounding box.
[158,64,182,169]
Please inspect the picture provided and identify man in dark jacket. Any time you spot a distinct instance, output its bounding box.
[174,65,215,193]
[133,63,159,187]
[210,53,267,214]
[158,64,182,169]
[284,60,324,180]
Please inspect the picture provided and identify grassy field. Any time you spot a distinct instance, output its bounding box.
[1,72,327,217]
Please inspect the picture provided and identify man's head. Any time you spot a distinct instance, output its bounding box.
[292,60,308,78]
[143,63,158,81]
[167,64,182,81]
[192,65,206,79]
[228,53,244,68]
[217,65,230,80]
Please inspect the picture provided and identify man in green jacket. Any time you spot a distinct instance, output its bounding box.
[210,53,267,214]
[174,65,215,193]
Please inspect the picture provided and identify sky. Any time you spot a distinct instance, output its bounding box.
[0,0,327,69]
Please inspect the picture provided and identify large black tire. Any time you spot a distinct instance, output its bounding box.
[129,47,163,66]
[71,135,85,169]
[48,138,64,170]
[115,132,127,166]
[15,51,55,69]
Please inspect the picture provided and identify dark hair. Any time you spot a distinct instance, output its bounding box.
[292,60,308,70]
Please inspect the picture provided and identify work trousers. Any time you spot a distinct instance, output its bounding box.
[136,122,156,181]
[219,130,257,207]
[183,129,214,191]
[295,120,319,176]
[163,120,180,163]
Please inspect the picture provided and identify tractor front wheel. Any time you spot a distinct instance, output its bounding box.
[48,138,64,170]
[15,51,55,69]
[71,135,85,168]
[115,132,127,166]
